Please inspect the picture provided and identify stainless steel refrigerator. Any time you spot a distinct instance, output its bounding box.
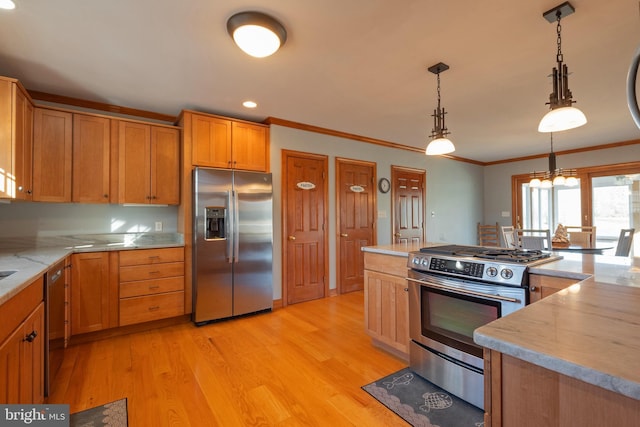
[192,167,273,324]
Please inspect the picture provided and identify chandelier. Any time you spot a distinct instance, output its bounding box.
[425,62,455,155]
[538,2,587,133]
[529,133,578,188]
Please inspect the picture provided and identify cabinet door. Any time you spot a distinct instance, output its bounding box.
[529,274,580,303]
[21,303,44,404]
[71,252,111,335]
[191,114,232,168]
[150,126,179,205]
[13,87,33,200]
[118,121,151,204]
[231,121,268,171]
[73,114,111,203]
[33,108,73,202]
[364,270,410,356]
[0,323,23,403]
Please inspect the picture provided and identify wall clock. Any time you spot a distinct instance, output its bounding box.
[378,178,390,193]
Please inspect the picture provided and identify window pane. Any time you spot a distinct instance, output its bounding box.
[592,174,640,243]
[555,185,581,229]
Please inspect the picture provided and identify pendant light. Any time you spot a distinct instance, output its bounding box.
[0,0,15,9]
[529,133,578,188]
[425,62,455,155]
[227,11,287,58]
[538,2,587,133]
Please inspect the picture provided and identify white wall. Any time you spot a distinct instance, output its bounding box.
[483,143,640,226]
[270,125,484,299]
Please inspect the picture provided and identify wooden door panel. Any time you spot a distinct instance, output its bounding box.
[32,108,72,202]
[151,126,180,204]
[118,121,151,203]
[73,114,110,203]
[284,152,327,304]
[393,167,425,244]
[192,114,231,168]
[337,159,375,294]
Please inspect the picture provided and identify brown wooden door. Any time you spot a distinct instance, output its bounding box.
[391,166,425,244]
[150,126,180,205]
[32,108,73,202]
[283,151,328,304]
[14,87,33,200]
[71,252,111,335]
[336,158,376,294]
[73,114,111,203]
[118,121,151,204]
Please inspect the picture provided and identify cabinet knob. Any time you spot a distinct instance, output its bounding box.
[404,288,408,292]
[530,286,537,292]
[18,186,23,192]
[26,189,32,194]
[103,194,108,198]
[24,331,37,342]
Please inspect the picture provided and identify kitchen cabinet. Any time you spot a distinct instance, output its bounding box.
[118,121,180,205]
[70,252,118,335]
[483,349,640,427]
[118,247,185,326]
[189,111,269,172]
[32,108,73,202]
[363,251,410,359]
[0,76,34,200]
[528,274,580,303]
[72,114,111,203]
[0,276,45,404]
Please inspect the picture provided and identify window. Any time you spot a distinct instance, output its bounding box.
[513,162,640,255]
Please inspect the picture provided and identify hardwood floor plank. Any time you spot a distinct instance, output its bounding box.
[49,291,410,426]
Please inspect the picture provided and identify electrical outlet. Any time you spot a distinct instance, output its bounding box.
[155,221,162,232]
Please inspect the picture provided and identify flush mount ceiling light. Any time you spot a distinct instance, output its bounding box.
[425,62,455,156]
[0,0,16,10]
[538,2,587,133]
[227,11,287,58]
[529,133,578,188]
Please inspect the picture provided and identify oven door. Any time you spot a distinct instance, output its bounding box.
[408,271,526,360]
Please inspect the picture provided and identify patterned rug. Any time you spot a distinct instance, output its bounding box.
[70,398,128,427]
[362,368,484,427]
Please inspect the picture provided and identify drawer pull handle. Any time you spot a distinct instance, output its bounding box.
[149,285,160,289]
[149,271,161,275]
[148,306,160,311]
[24,331,38,342]
[148,255,161,260]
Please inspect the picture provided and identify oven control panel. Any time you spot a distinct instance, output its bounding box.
[408,253,526,286]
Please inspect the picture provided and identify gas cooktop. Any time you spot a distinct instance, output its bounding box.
[419,244,551,263]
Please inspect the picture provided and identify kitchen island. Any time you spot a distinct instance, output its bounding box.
[474,253,640,426]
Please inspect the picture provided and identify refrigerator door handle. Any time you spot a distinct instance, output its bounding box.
[226,190,233,263]
[233,189,240,263]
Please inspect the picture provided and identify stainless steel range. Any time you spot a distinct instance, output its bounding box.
[407,244,559,409]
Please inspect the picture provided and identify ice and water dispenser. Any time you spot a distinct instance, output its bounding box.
[205,207,226,240]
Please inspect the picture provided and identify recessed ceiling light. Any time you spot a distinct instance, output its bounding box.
[0,0,16,10]
[243,101,258,108]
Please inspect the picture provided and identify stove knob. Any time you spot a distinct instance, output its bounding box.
[421,258,429,266]
[413,257,421,265]
[501,268,514,280]
[486,267,498,277]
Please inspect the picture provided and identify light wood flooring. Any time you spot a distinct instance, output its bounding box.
[48,291,409,426]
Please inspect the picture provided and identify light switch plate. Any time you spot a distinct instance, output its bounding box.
[155,221,163,232]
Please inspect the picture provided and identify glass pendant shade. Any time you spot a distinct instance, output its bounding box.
[552,175,566,186]
[227,12,287,58]
[540,179,553,188]
[565,176,578,186]
[529,178,541,188]
[538,106,587,132]
[425,137,455,155]
[0,0,15,9]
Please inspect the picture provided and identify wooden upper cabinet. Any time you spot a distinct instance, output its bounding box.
[72,114,111,203]
[191,113,232,168]
[118,121,179,205]
[189,111,268,172]
[32,108,73,202]
[0,77,34,200]
[231,121,268,171]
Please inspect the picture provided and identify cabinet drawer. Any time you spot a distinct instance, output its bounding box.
[119,291,184,326]
[364,252,408,277]
[119,247,184,266]
[120,277,184,298]
[119,262,184,282]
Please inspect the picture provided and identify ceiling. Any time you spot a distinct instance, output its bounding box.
[1,0,639,163]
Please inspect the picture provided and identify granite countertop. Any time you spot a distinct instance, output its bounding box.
[475,253,640,400]
[0,233,184,306]
[361,242,444,256]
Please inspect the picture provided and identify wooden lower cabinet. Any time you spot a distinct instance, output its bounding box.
[0,276,45,404]
[529,273,582,303]
[484,349,640,427]
[363,252,409,359]
[119,247,185,326]
[70,252,118,335]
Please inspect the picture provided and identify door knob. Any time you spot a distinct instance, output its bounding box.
[394,232,401,237]
[340,233,348,237]
[288,236,296,240]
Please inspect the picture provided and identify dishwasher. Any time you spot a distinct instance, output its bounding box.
[46,258,67,397]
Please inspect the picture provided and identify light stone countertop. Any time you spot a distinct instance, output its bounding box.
[361,242,445,257]
[0,233,184,306]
